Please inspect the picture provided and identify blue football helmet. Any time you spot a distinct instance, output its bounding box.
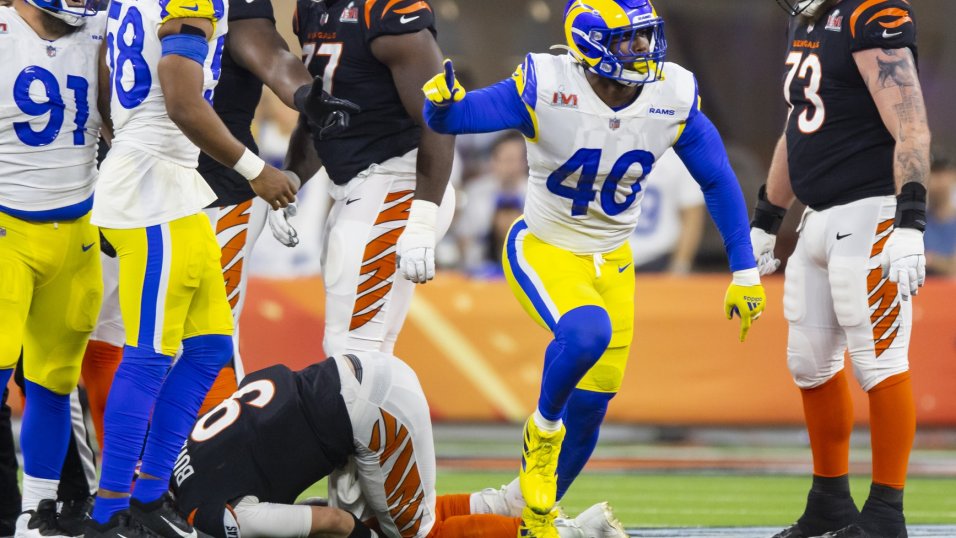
[25,0,99,26]
[564,0,667,85]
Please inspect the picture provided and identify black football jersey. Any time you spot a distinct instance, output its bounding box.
[784,0,917,210]
[198,0,275,207]
[171,360,353,528]
[293,0,436,185]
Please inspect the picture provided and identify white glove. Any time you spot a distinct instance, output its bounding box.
[879,227,926,301]
[268,203,299,247]
[396,199,438,284]
[750,227,781,276]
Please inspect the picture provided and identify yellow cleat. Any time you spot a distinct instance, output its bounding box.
[519,415,565,515]
[518,506,560,538]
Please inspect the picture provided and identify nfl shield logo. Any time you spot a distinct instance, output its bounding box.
[320,12,330,25]
[609,118,621,130]
[47,45,57,57]
[0,227,6,237]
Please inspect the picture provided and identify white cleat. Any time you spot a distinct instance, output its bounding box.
[469,478,525,518]
[555,502,627,538]
[14,500,75,538]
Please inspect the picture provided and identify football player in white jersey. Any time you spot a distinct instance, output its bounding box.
[0,0,106,535]
[85,0,299,537]
[422,1,766,536]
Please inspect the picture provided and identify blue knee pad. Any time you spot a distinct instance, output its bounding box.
[136,334,231,501]
[538,306,612,420]
[556,388,615,499]
[21,381,71,480]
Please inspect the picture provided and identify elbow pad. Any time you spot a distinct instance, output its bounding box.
[161,33,208,66]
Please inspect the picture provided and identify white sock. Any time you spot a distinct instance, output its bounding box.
[21,475,59,513]
[533,409,562,433]
[469,477,524,516]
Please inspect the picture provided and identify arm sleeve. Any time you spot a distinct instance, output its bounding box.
[423,77,536,137]
[673,110,756,272]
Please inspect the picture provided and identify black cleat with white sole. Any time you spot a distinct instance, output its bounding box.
[15,499,73,538]
[130,494,212,538]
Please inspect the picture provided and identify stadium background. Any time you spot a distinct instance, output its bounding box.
[5,0,956,533]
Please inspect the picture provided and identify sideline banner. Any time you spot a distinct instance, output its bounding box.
[235,274,956,426]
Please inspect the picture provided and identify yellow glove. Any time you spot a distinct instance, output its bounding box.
[422,59,466,107]
[724,268,766,342]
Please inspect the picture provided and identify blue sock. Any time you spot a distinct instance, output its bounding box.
[91,496,129,524]
[134,334,231,503]
[95,345,172,523]
[21,381,71,479]
[537,306,612,421]
[556,389,614,499]
[0,369,12,395]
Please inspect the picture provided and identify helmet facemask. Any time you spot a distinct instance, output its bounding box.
[585,19,666,85]
[25,0,98,27]
[774,0,835,19]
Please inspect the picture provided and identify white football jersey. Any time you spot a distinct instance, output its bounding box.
[0,6,106,212]
[630,148,704,266]
[515,53,698,254]
[93,0,227,228]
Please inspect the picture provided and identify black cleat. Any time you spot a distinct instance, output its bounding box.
[57,497,93,536]
[817,522,905,538]
[772,523,807,538]
[773,475,861,538]
[820,484,908,538]
[130,493,211,538]
[14,499,73,538]
[85,511,157,538]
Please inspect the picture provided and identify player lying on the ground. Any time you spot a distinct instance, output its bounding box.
[420,0,764,535]
[170,353,627,538]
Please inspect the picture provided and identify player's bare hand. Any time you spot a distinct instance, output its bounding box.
[396,200,439,284]
[724,268,766,342]
[250,165,298,210]
[879,227,926,301]
[294,77,361,140]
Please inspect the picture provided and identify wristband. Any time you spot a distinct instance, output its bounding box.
[732,268,761,287]
[895,182,927,232]
[234,148,265,181]
[750,184,788,235]
[406,199,438,232]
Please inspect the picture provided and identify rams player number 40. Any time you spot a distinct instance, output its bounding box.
[422,0,766,536]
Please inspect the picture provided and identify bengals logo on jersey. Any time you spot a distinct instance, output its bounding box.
[849,0,913,39]
[363,0,432,27]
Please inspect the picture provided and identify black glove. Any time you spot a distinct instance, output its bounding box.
[294,77,361,140]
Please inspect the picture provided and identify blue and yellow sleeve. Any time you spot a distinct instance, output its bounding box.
[673,105,756,272]
[423,54,537,139]
[160,0,223,32]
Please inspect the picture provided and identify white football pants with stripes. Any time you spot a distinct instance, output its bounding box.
[203,197,269,382]
[785,195,911,391]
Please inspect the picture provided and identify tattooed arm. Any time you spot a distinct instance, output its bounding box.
[853,47,932,191]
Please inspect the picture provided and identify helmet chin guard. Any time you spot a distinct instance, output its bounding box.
[774,0,830,17]
[25,0,98,26]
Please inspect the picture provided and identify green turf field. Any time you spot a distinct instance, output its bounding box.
[300,472,956,528]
